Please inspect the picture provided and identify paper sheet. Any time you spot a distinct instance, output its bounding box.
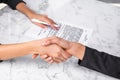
[24,22,93,45]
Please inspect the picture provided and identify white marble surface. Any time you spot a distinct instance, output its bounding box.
[0,0,120,80]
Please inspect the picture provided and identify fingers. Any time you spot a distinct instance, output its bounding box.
[40,14,57,29]
[32,52,68,64]
[61,50,72,59]
[45,57,52,63]
[34,53,70,64]
[40,54,66,64]
[53,58,62,63]
[32,22,47,29]
[40,55,54,64]
[37,14,58,30]
[44,57,63,64]
[40,55,62,64]
[49,59,54,64]
[42,36,70,49]
[30,13,58,30]
[40,54,48,59]
[58,54,67,61]
[53,50,71,63]
[41,37,71,63]
[43,18,55,28]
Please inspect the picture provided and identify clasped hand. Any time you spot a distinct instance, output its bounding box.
[31,36,85,64]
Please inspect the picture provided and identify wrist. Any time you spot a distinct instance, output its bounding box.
[67,42,86,60]
[26,11,36,19]
[23,42,36,55]
[27,40,45,55]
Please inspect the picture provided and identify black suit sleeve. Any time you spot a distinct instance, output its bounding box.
[78,47,120,79]
[0,0,25,10]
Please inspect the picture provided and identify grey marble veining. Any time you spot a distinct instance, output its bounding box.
[0,0,120,80]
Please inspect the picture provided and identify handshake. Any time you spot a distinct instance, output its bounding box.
[30,36,86,64]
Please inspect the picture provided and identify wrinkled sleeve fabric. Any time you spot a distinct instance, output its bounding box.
[0,0,25,10]
[0,43,3,62]
[78,47,120,79]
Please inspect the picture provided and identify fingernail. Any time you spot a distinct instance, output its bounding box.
[48,57,52,60]
[49,60,53,64]
[44,55,47,58]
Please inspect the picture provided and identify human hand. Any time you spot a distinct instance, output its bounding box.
[37,36,86,63]
[16,3,57,30]
[30,39,71,63]
[29,13,58,30]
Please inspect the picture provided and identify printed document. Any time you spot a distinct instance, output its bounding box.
[24,22,93,45]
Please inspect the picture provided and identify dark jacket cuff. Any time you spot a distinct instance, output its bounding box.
[7,0,26,10]
[78,47,94,66]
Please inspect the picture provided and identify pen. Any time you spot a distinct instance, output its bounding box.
[31,19,59,27]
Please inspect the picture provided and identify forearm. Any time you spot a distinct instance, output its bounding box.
[16,2,35,19]
[0,42,33,60]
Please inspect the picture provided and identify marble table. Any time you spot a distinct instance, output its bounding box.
[0,0,120,80]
